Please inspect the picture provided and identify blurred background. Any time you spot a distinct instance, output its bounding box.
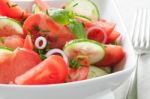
[115,0,150,31]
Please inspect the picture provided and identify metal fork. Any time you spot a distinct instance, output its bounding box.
[126,8,150,99]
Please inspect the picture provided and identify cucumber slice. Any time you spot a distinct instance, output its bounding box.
[0,17,23,35]
[64,39,105,64]
[65,0,100,20]
[88,66,108,79]
[75,15,92,22]
[32,4,41,14]
[100,67,112,73]
[0,47,13,54]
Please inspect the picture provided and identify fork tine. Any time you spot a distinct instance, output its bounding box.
[131,9,138,47]
[132,9,142,48]
[133,9,143,48]
[146,9,150,48]
[139,8,147,48]
[131,8,150,50]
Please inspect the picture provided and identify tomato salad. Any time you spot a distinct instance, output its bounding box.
[0,0,125,85]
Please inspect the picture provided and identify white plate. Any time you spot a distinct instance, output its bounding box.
[0,0,136,99]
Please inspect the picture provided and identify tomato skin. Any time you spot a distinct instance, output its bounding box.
[107,30,121,43]
[0,0,30,21]
[66,57,90,82]
[23,14,75,49]
[83,20,116,36]
[87,27,107,43]
[81,19,116,44]
[15,55,68,85]
[0,51,13,84]
[0,35,24,49]
[94,20,116,36]
[0,48,41,84]
[95,45,125,67]
[23,35,34,50]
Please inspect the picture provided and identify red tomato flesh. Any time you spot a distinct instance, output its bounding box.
[0,0,30,21]
[107,30,121,43]
[0,48,41,84]
[23,35,34,50]
[0,50,13,84]
[95,45,125,67]
[87,27,107,43]
[66,57,90,82]
[0,35,24,49]
[23,14,75,48]
[15,55,68,85]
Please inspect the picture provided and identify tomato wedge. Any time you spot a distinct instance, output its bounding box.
[23,35,34,50]
[0,49,13,84]
[93,20,116,36]
[15,55,68,85]
[87,27,107,43]
[66,57,90,82]
[23,14,75,48]
[83,19,115,36]
[0,35,24,49]
[95,45,125,67]
[0,48,41,84]
[79,18,116,44]
[107,30,121,43]
[0,0,30,21]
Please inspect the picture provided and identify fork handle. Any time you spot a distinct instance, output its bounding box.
[126,55,140,99]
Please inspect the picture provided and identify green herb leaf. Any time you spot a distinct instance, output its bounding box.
[69,19,87,39]
[48,9,74,25]
[0,46,14,51]
[69,58,81,68]
[0,38,4,43]
[34,25,40,32]
[36,49,47,60]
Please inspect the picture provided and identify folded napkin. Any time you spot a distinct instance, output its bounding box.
[138,54,150,99]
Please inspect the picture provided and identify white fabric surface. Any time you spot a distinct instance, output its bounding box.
[138,54,150,99]
[114,0,150,99]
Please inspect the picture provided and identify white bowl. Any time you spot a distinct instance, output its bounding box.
[0,0,136,99]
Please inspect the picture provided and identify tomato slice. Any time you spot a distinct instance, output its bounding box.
[107,30,121,43]
[0,48,41,84]
[34,0,48,11]
[95,45,125,67]
[0,35,24,49]
[0,0,30,21]
[82,19,116,38]
[94,20,116,36]
[87,27,107,43]
[15,55,68,85]
[66,57,90,82]
[0,50,13,84]
[23,35,34,50]
[23,14,75,48]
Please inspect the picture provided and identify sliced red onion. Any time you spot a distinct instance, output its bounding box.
[45,49,69,65]
[35,36,47,49]
[86,26,107,44]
